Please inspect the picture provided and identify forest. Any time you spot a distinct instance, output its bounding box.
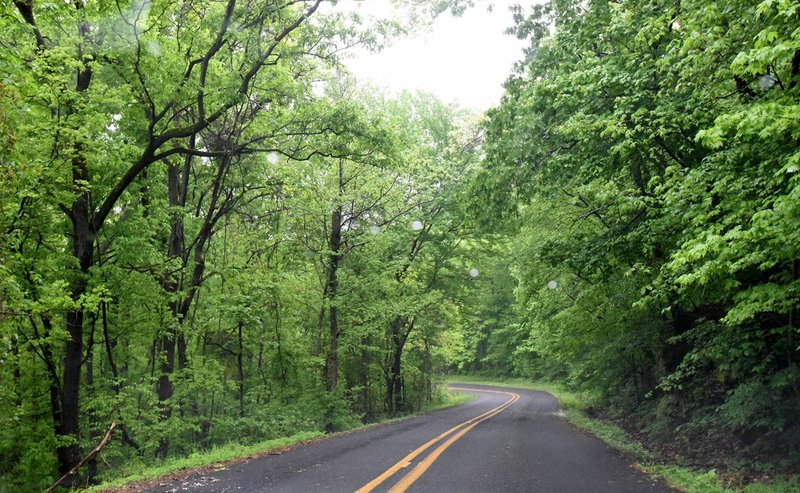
[0,0,798,491]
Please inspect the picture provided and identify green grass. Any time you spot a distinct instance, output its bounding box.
[421,390,476,412]
[565,409,654,463]
[740,476,800,493]
[646,466,733,493]
[446,374,585,411]
[446,374,799,493]
[644,466,800,493]
[88,431,323,492]
[88,390,471,492]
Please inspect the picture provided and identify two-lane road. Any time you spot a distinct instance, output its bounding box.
[137,384,676,492]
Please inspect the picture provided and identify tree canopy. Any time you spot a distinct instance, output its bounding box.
[1,0,798,489]
[467,0,800,478]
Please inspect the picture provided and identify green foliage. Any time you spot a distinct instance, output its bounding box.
[446,374,588,412]
[471,0,800,483]
[3,0,796,488]
[650,467,732,493]
[567,410,655,464]
[742,477,800,493]
[0,0,484,486]
[83,431,324,492]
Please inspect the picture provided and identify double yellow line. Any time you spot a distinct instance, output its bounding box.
[356,387,519,493]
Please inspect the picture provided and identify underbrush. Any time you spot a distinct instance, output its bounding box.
[87,431,323,492]
[84,390,470,492]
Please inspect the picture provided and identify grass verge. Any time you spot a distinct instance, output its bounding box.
[446,374,585,411]
[421,391,475,413]
[445,375,798,493]
[88,390,471,492]
[87,431,323,492]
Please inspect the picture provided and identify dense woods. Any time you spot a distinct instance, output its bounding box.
[1,0,798,490]
[0,0,483,488]
[462,0,800,481]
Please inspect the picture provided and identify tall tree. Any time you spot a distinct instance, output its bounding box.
[476,0,800,472]
[4,0,337,481]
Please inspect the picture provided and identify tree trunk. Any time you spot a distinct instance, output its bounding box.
[385,319,403,415]
[325,255,340,394]
[12,334,21,407]
[386,317,414,415]
[85,313,98,484]
[59,143,94,483]
[360,341,373,422]
[156,158,189,458]
[237,321,245,418]
[390,342,403,414]
[37,315,64,462]
[54,12,96,480]
[325,162,345,394]
[274,304,287,392]
[155,331,175,459]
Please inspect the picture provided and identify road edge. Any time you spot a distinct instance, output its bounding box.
[445,376,800,493]
[88,392,475,493]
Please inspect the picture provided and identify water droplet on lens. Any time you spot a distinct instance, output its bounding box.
[759,74,776,89]
[469,268,479,278]
[312,81,326,97]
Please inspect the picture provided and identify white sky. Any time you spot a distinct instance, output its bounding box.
[336,1,530,111]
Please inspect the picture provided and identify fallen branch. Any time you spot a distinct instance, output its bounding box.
[47,422,117,492]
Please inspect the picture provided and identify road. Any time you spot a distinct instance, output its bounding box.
[137,384,676,492]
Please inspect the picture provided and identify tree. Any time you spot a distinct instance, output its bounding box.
[476,0,800,472]
[1,1,489,487]
[2,0,349,482]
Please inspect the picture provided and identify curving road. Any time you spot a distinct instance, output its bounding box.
[137,384,676,493]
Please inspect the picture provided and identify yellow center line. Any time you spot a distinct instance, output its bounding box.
[386,390,518,493]
[356,387,518,493]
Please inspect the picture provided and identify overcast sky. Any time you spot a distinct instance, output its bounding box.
[336,1,529,111]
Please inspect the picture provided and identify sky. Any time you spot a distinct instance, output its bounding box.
[336,1,530,111]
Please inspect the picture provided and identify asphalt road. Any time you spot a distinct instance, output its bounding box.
[138,384,677,492]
